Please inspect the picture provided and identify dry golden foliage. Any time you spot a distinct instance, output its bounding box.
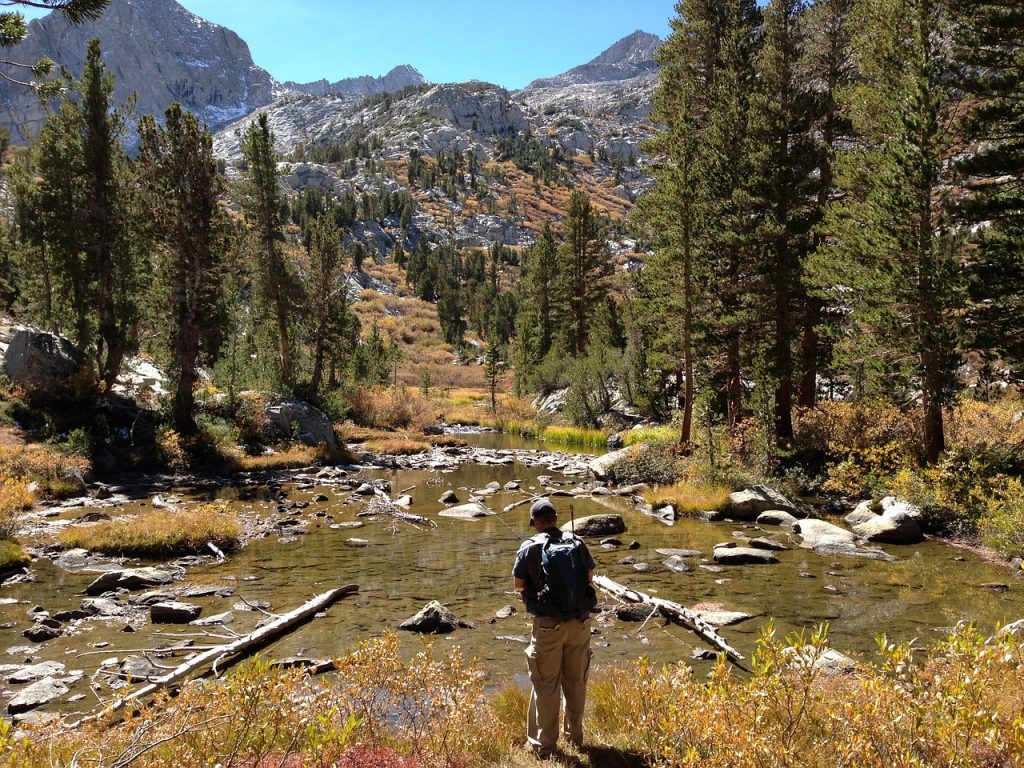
[57,504,241,557]
[642,482,733,516]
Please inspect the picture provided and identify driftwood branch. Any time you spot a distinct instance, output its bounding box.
[70,585,359,727]
[594,575,746,665]
[368,490,436,528]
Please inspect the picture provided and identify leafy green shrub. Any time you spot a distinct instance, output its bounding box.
[48,427,92,459]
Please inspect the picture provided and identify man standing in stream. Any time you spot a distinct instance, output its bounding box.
[512,498,597,758]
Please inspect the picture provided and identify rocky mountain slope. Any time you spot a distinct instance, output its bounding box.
[281,65,429,98]
[0,0,275,142]
[213,30,661,256]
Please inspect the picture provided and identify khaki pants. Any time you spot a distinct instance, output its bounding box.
[525,616,592,753]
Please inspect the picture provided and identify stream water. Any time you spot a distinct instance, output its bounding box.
[2,433,1022,718]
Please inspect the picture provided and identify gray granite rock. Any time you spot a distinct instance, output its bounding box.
[712,546,779,565]
[398,601,473,634]
[562,514,626,537]
[150,602,202,624]
[729,486,797,519]
[438,502,494,519]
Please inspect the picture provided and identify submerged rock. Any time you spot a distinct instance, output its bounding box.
[84,567,181,596]
[398,601,474,634]
[7,677,68,714]
[663,556,694,573]
[562,514,625,537]
[150,601,202,624]
[712,546,779,565]
[438,502,494,519]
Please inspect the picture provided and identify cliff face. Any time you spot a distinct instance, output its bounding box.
[0,0,276,142]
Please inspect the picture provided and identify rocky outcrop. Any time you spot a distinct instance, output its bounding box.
[1,0,275,142]
[398,601,473,634]
[589,444,642,480]
[2,330,84,393]
[264,398,337,449]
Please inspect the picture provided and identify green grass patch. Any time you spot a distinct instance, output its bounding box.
[58,505,241,558]
[642,481,733,516]
[623,425,679,446]
[0,539,30,574]
[495,418,540,438]
[542,426,608,451]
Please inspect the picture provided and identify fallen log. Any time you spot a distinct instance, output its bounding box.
[72,585,359,726]
[369,490,437,528]
[594,575,746,665]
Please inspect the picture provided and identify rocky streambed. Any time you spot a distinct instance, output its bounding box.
[2,439,1023,723]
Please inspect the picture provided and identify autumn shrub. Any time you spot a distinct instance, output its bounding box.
[947,398,1024,451]
[0,477,33,539]
[0,443,88,498]
[348,387,437,431]
[793,401,921,455]
[642,482,732,516]
[57,503,241,557]
[821,441,913,498]
[979,477,1024,559]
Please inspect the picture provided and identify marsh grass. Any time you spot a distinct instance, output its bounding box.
[642,482,733,516]
[0,539,29,574]
[623,425,679,447]
[57,504,241,557]
[543,426,608,452]
[365,438,430,455]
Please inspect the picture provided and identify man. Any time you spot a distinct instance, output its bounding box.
[512,497,597,758]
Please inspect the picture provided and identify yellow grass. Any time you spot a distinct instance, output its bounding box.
[0,539,30,573]
[57,504,242,557]
[0,444,89,498]
[232,444,353,471]
[623,425,679,446]
[365,438,430,455]
[542,426,608,451]
[642,481,733,516]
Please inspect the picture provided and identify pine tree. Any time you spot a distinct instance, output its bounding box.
[950,0,1024,373]
[557,189,610,356]
[25,38,139,385]
[137,104,227,435]
[747,0,820,447]
[809,0,963,462]
[242,113,298,388]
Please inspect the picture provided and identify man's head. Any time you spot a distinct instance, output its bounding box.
[529,498,557,529]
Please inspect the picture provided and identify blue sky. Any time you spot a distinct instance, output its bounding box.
[24,1,675,89]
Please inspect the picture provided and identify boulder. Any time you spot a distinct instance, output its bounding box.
[792,519,855,549]
[562,514,626,537]
[150,602,202,624]
[438,502,494,519]
[7,677,68,715]
[22,623,62,642]
[712,546,779,565]
[438,490,459,504]
[2,330,84,393]
[748,537,789,552]
[84,567,181,596]
[398,601,473,634]
[729,485,797,519]
[847,498,924,545]
[192,611,233,626]
[264,398,337,449]
[588,444,643,480]
[606,433,625,451]
[784,646,858,676]
[756,509,799,527]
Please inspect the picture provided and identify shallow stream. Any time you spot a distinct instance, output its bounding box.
[2,434,1023,718]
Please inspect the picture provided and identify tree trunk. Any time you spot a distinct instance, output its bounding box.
[680,219,694,449]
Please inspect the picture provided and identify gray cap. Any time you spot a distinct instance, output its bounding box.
[529,498,556,519]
